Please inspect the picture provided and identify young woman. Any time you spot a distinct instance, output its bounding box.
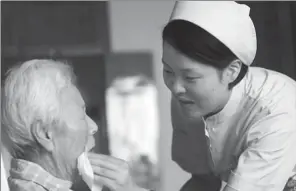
[162,1,296,191]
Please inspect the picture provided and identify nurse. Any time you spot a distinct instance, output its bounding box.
[162,1,296,191]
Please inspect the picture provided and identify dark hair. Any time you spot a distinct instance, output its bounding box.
[162,20,248,89]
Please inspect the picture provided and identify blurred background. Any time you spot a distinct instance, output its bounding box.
[1,1,296,191]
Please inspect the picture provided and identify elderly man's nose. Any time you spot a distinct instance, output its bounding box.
[90,123,98,135]
[87,116,98,135]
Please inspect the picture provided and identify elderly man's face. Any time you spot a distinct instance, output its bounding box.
[53,85,98,178]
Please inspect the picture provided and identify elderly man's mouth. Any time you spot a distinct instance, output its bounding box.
[87,142,96,152]
[86,136,96,152]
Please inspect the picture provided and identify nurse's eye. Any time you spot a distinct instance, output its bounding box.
[163,69,174,75]
[185,76,200,81]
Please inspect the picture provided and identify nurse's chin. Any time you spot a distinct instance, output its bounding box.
[179,105,202,119]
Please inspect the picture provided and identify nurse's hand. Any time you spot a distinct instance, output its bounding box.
[88,153,132,191]
[283,175,296,191]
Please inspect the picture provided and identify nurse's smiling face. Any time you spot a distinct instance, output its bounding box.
[162,41,231,119]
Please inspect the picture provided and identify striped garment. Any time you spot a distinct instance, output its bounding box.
[8,158,73,191]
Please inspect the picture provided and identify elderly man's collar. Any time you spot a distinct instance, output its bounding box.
[10,158,73,190]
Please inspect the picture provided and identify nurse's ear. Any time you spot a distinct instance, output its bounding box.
[223,59,242,84]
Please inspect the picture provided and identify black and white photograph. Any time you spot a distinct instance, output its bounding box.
[1,1,296,191]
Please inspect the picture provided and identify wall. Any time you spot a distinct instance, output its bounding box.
[108,2,190,191]
[245,1,296,79]
[105,52,153,87]
[290,2,296,78]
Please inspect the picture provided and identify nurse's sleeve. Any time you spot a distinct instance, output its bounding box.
[225,112,296,191]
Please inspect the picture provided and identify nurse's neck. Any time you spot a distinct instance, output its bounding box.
[203,89,232,120]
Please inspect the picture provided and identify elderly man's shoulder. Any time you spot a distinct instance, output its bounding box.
[8,177,74,191]
[8,178,48,191]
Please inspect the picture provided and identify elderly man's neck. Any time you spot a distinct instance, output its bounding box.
[23,153,76,182]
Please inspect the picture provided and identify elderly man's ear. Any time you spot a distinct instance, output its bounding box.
[32,122,55,152]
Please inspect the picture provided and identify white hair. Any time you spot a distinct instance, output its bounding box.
[2,59,76,158]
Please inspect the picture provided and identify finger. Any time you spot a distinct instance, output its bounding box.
[92,165,130,187]
[88,153,127,168]
[89,157,119,171]
[88,154,129,172]
[88,153,127,166]
[94,176,120,191]
[92,166,118,180]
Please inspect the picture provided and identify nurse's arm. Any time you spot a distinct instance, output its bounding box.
[223,113,296,191]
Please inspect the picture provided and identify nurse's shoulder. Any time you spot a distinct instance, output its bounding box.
[245,66,296,114]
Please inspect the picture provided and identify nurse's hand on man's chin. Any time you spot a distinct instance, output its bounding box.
[88,153,133,191]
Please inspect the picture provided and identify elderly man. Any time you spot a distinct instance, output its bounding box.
[1,59,130,191]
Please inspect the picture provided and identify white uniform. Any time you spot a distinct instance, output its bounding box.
[172,67,296,191]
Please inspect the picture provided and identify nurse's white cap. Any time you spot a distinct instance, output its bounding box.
[169,1,257,66]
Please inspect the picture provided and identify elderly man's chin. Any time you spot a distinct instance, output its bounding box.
[86,136,96,153]
[71,138,96,191]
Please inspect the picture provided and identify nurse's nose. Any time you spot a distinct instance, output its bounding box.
[171,78,186,95]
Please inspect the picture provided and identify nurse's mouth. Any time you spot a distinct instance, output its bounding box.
[178,99,195,105]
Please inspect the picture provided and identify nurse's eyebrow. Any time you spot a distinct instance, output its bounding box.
[180,68,198,73]
[181,68,193,72]
[181,68,203,77]
[162,59,172,70]
[161,59,172,69]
